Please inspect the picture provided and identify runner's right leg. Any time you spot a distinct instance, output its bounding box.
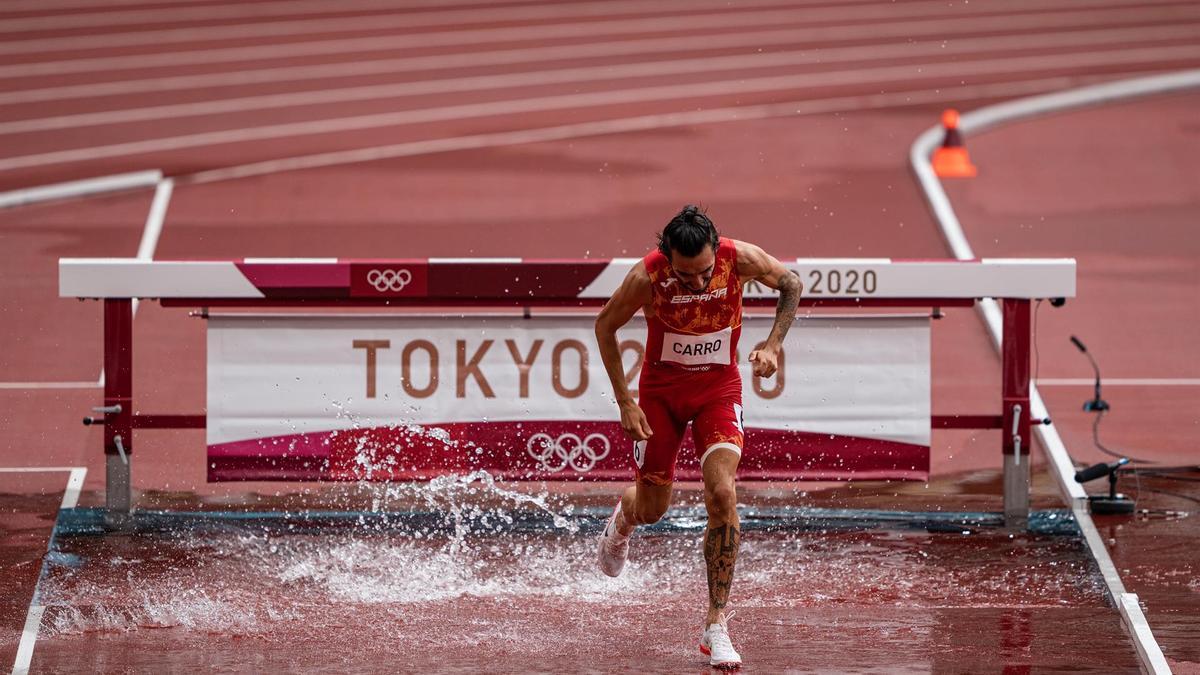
[598,393,683,576]
[618,480,673,534]
[598,480,672,576]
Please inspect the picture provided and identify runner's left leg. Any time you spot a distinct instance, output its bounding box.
[700,448,740,624]
[698,445,743,669]
[692,392,744,627]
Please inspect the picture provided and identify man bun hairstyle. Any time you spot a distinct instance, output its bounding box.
[658,204,719,258]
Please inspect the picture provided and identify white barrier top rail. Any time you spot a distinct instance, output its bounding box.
[59,257,1075,301]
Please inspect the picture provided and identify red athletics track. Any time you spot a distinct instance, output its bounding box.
[1,0,1198,671]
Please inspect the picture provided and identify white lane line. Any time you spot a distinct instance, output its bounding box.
[0,0,969,56]
[1119,593,1173,674]
[12,605,44,675]
[136,178,173,262]
[3,0,1187,77]
[128,177,174,318]
[0,466,88,473]
[5,45,1200,174]
[189,76,1082,184]
[1073,502,1173,674]
[910,70,1196,675]
[0,169,160,209]
[0,0,524,11]
[61,467,86,509]
[86,176,174,386]
[7,466,86,675]
[0,381,102,389]
[1037,378,1200,386]
[7,7,1194,106]
[0,0,544,32]
[4,0,233,11]
[6,24,1198,136]
[1,25,801,105]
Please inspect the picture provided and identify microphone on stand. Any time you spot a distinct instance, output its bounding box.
[1074,458,1129,483]
[1069,336,1109,412]
[1069,335,1136,514]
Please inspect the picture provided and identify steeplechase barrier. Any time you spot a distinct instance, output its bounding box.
[60,257,1074,528]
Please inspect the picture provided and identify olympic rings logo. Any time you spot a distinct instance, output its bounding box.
[366,268,412,292]
[526,432,611,472]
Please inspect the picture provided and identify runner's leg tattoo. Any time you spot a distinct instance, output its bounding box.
[704,523,741,612]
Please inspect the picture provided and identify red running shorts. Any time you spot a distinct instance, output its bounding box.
[633,365,744,486]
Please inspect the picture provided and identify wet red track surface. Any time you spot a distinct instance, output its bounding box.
[1,0,1198,671]
[30,522,1135,673]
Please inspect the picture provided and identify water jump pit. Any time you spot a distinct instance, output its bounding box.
[28,475,1140,673]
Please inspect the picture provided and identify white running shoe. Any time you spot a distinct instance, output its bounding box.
[596,501,630,577]
[700,615,742,669]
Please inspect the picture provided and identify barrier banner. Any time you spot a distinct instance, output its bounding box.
[207,314,930,482]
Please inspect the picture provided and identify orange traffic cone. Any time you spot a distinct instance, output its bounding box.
[932,109,977,178]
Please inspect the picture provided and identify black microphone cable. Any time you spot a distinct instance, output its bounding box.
[1121,464,1200,506]
[1064,336,1200,507]
[1068,336,1157,465]
[1030,309,1198,509]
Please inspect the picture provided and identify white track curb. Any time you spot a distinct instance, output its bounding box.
[0,169,161,209]
[910,69,1200,675]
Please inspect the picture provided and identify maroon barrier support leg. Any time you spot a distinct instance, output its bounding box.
[104,299,133,516]
[1001,299,1032,528]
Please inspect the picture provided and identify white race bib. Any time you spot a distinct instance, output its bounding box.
[660,327,732,366]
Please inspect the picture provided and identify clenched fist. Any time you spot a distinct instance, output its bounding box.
[748,345,780,378]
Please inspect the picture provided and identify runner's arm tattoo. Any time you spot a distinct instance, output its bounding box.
[767,270,802,349]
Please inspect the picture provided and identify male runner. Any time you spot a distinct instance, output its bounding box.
[594,205,801,669]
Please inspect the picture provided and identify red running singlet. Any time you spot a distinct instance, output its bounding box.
[642,237,743,379]
[633,238,746,485]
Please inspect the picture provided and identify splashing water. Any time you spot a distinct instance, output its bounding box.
[39,524,1105,639]
[323,399,582,545]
